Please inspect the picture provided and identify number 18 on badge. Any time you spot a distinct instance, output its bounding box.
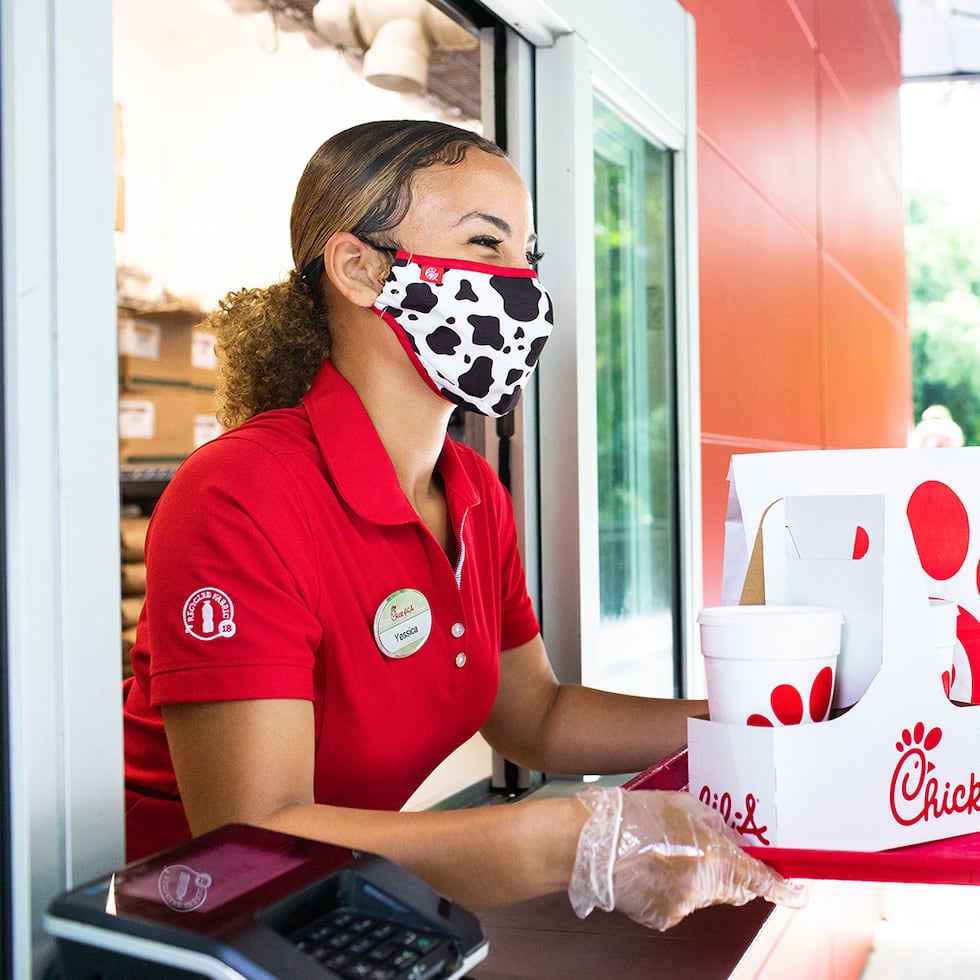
[373,588,432,659]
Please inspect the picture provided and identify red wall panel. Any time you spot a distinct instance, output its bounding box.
[819,0,903,170]
[822,262,912,449]
[679,0,909,605]
[819,77,906,321]
[686,0,820,240]
[698,143,823,446]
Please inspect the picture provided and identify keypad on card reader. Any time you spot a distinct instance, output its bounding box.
[291,907,458,979]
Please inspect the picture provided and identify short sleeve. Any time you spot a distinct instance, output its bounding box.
[143,434,324,707]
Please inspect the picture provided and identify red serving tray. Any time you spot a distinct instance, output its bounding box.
[623,747,980,885]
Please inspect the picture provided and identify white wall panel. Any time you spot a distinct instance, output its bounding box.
[2,1,122,974]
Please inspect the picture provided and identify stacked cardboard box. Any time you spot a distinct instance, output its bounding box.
[118,305,223,465]
[118,304,225,677]
[120,514,150,679]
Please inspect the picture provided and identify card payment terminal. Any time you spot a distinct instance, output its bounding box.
[44,823,488,979]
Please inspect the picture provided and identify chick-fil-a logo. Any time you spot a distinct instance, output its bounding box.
[890,721,980,826]
[697,785,771,845]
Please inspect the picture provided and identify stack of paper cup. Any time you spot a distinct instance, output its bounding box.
[698,605,844,727]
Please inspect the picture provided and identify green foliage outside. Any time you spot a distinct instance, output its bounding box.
[904,81,980,447]
[907,188,980,446]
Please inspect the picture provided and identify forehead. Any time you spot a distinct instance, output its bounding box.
[404,150,533,233]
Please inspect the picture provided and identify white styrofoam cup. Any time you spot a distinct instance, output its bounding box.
[698,604,844,726]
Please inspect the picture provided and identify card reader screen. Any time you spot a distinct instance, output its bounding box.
[104,824,349,933]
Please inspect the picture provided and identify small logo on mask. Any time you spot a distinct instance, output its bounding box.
[420,264,444,284]
[183,587,236,640]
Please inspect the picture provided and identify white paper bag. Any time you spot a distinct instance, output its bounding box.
[760,494,885,708]
[692,448,980,852]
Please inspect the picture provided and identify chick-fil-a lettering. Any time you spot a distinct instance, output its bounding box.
[890,745,980,826]
[697,785,771,845]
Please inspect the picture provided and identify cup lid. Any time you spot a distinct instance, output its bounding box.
[697,604,844,627]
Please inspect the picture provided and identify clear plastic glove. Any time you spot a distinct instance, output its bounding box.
[568,786,807,931]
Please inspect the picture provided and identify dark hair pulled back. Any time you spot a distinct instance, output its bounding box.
[206,119,504,428]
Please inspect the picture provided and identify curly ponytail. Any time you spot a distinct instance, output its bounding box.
[206,272,328,429]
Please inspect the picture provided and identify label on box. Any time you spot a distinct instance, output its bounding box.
[119,317,161,360]
[119,398,155,438]
[195,414,223,448]
[191,331,218,371]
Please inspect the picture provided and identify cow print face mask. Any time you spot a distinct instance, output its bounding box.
[371,251,554,417]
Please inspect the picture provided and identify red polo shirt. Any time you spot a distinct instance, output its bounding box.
[122,359,540,861]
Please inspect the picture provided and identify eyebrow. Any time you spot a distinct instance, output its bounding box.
[456,210,537,245]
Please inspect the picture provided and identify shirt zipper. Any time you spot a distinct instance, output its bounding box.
[454,507,469,587]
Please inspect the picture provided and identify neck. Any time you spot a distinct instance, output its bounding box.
[371,389,452,502]
[329,310,455,502]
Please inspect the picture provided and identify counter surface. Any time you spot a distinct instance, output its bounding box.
[473,892,774,979]
[465,775,884,979]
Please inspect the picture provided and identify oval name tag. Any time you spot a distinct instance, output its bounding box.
[373,588,432,659]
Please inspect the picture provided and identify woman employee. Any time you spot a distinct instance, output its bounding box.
[122,119,801,931]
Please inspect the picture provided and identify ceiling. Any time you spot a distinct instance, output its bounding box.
[133,0,482,118]
[900,0,980,79]
[131,1,980,85]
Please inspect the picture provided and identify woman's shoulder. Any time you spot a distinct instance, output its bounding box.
[166,405,322,502]
[203,404,316,459]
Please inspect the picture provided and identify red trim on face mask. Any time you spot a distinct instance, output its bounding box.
[373,308,453,403]
[395,251,538,279]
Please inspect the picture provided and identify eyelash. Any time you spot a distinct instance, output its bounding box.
[468,236,544,267]
[470,235,503,250]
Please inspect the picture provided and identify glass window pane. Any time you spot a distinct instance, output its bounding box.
[594,98,678,696]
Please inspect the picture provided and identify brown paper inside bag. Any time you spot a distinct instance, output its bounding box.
[739,499,783,605]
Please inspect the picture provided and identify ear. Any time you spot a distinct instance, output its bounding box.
[321,232,388,308]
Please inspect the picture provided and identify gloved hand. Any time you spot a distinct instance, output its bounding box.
[568,786,806,931]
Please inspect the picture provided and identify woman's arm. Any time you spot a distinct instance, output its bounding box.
[161,698,586,912]
[162,689,796,925]
[480,634,707,776]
